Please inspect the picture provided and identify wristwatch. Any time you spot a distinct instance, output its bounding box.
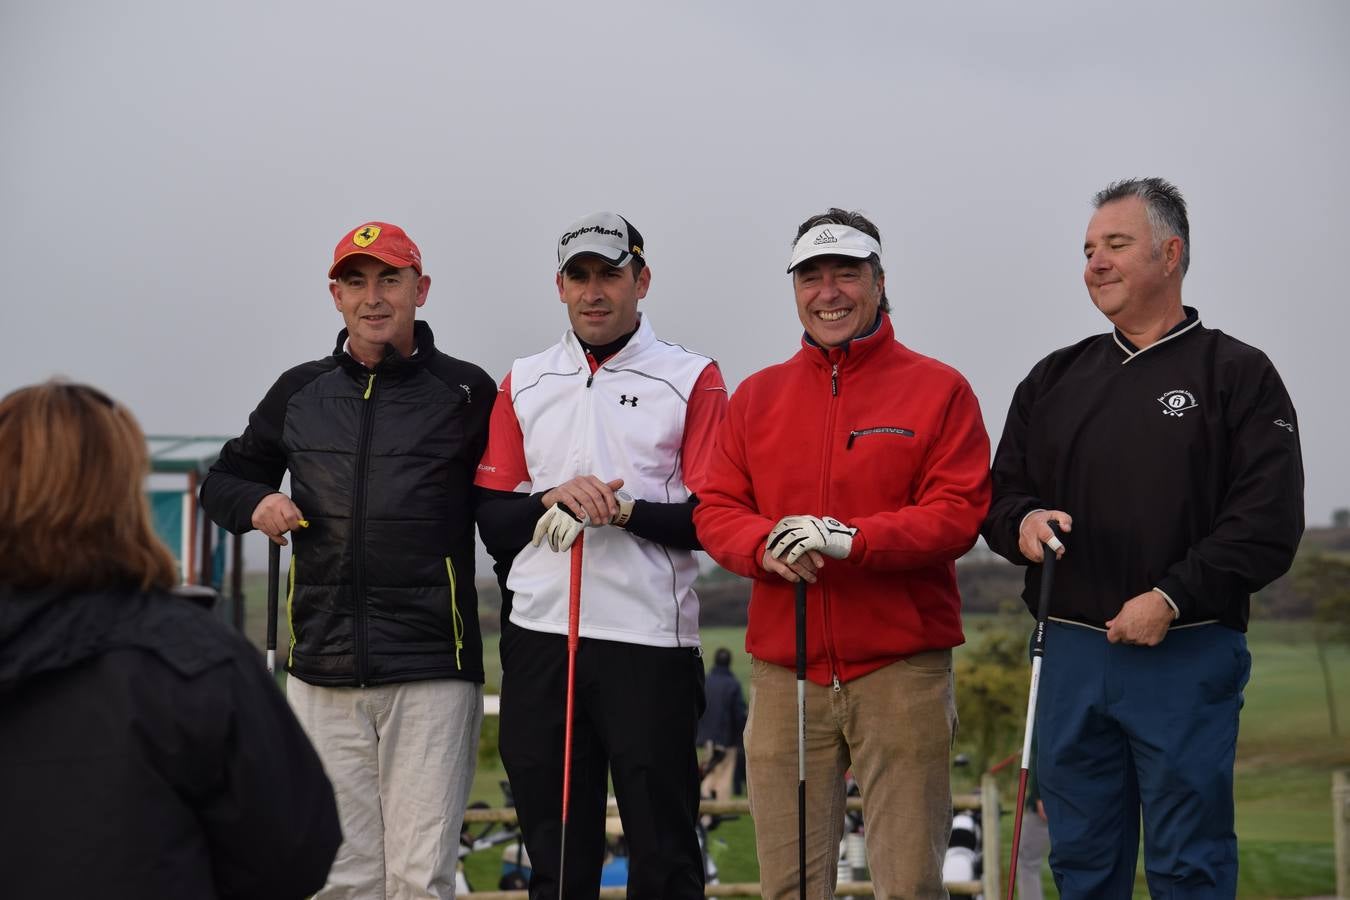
[612,489,635,528]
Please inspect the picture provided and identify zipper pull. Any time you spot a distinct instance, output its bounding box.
[363,373,375,400]
[586,372,594,388]
[832,673,842,693]
[831,363,839,397]
[847,431,858,449]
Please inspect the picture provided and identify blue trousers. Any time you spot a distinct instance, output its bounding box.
[1036,621,1250,899]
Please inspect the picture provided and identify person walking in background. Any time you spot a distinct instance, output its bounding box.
[201,222,496,899]
[1016,736,1049,900]
[0,380,340,900]
[695,208,991,899]
[475,212,727,899]
[697,647,747,805]
[982,178,1304,898]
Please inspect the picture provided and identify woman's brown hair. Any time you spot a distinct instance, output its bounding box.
[0,380,178,591]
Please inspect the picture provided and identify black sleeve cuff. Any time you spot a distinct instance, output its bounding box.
[623,495,701,551]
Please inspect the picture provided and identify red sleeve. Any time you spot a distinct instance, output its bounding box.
[847,377,992,571]
[474,372,532,492]
[681,362,729,494]
[691,381,779,580]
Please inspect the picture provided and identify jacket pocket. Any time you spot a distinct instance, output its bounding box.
[286,554,297,668]
[846,425,915,449]
[446,557,464,670]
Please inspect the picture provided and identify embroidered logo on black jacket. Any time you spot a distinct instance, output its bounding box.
[1158,389,1198,417]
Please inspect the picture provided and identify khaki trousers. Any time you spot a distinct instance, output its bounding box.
[287,677,483,900]
[745,653,956,900]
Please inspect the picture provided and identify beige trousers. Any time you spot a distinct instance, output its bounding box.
[745,653,956,900]
[287,677,483,900]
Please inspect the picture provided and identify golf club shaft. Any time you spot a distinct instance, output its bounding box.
[795,578,807,900]
[1006,521,1062,900]
[266,541,279,675]
[559,533,584,899]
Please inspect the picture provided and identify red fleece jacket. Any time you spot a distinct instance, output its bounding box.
[694,315,991,685]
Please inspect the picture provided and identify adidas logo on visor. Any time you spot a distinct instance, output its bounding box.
[813,229,838,245]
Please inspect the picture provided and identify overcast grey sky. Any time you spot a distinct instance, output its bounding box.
[3,1,1347,531]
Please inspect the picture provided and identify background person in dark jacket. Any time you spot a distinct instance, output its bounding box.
[696,647,746,804]
[0,380,340,900]
[982,178,1304,899]
[201,222,497,899]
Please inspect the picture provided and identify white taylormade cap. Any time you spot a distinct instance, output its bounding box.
[557,212,645,272]
[787,224,882,273]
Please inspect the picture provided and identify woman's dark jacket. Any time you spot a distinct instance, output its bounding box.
[0,585,341,899]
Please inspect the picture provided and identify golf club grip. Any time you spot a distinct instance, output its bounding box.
[560,531,584,877]
[568,534,583,649]
[266,541,279,663]
[794,580,806,679]
[1034,520,1063,623]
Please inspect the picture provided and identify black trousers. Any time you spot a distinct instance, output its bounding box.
[499,622,706,899]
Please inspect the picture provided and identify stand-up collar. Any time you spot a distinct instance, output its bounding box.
[801,313,892,368]
[563,313,656,367]
[333,320,435,373]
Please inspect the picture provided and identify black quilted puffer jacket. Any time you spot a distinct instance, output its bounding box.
[201,322,496,687]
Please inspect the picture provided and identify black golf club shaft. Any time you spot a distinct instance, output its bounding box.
[795,578,807,900]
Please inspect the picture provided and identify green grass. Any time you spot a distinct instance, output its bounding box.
[237,578,1349,898]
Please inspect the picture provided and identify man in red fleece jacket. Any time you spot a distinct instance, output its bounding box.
[694,208,991,899]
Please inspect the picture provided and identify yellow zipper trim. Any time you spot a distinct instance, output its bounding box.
[286,554,297,668]
[363,373,375,400]
[446,557,463,670]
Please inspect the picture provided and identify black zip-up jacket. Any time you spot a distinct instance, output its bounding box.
[0,585,340,899]
[982,308,1304,631]
[201,322,496,686]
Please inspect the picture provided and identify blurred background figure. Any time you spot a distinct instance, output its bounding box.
[1017,741,1050,900]
[697,647,747,806]
[0,380,340,900]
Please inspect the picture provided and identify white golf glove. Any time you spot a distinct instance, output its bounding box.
[531,503,588,553]
[765,515,857,564]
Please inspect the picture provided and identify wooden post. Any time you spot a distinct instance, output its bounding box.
[981,772,1001,900]
[1334,769,1350,899]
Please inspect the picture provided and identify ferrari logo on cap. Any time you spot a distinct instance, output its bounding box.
[353,225,381,248]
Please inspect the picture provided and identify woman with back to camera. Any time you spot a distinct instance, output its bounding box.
[0,380,340,899]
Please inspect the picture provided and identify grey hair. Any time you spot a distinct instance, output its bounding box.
[1093,178,1190,276]
[793,207,890,313]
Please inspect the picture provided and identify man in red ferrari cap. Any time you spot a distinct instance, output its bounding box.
[202,222,497,899]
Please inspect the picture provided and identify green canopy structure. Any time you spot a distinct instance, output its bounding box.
[146,435,246,629]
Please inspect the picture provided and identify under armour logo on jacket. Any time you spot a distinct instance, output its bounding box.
[619,395,638,407]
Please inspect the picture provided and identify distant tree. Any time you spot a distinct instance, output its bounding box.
[955,607,1031,772]
[1333,507,1350,529]
[1291,551,1350,736]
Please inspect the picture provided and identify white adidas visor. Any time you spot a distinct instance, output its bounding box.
[787,225,882,273]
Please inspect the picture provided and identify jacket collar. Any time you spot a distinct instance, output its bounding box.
[800,312,893,369]
[1113,306,1200,364]
[333,320,436,374]
[562,313,656,368]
